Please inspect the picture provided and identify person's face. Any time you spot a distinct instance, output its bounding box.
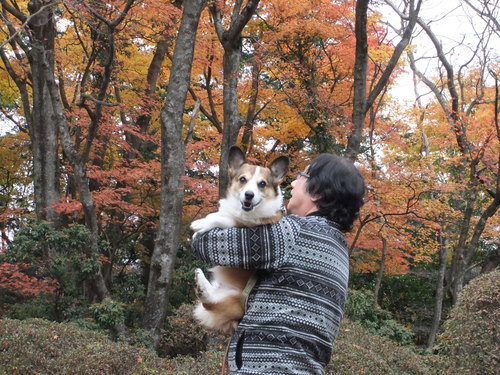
[287,169,318,216]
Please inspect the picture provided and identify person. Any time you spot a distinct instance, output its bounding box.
[191,153,365,375]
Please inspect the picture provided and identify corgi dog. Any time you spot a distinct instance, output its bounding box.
[190,146,289,333]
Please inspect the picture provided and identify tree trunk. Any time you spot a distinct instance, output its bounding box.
[427,232,449,349]
[26,1,60,224]
[449,188,475,304]
[210,0,261,197]
[219,46,243,196]
[42,22,128,338]
[124,36,171,160]
[346,0,422,160]
[374,235,387,306]
[141,0,207,349]
[481,243,500,274]
[346,0,368,161]
[240,48,261,154]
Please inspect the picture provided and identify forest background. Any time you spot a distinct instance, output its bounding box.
[0,0,498,373]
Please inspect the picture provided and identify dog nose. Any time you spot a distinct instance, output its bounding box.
[244,191,254,201]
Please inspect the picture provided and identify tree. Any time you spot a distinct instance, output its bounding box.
[0,132,32,249]
[346,0,422,160]
[0,0,170,335]
[208,0,261,196]
[0,0,61,223]
[0,262,55,302]
[254,0,357,155]
[408,14,499,305]
[141,0,207,348]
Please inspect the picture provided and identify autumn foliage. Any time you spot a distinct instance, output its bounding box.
[0,0,498,361]
[0,262,56,297]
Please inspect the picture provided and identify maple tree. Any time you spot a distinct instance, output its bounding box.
[0,132,32,249]
[346,0,422,160]
[404,7,499,346]
[0,0,179,336]
[0,262,56,306]
[0,0,498,351]
[0,0,61,224]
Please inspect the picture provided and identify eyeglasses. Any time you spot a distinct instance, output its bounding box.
[297,171,310,179]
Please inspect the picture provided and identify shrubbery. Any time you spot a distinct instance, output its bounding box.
[159,303,209,358]
[169,318,439,375]
[327,319,438,375]
[89,298,126,330]
[0,318,173,374]
[344,289,415,345]
[159,303,227,358]
[2,221,99,321]
[0,315,438,375]
[436,269,500,375]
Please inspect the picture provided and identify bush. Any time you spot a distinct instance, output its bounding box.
[89,298,126,330]
[0,318,173,374]
[327,319,438,375]
[3,221,100,321]
[0,316,438,375]
[169,351,226,375]
[171,319,438,375]
[345,289,415,345]
[436,270,500,375]
[168,244,206,309]
[158,303,227,358]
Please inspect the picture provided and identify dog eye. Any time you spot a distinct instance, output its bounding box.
[258,181,267,188]
[239,176,247,184]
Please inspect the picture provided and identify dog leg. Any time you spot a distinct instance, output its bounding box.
[195,268,215,303]
[190,212,237,234]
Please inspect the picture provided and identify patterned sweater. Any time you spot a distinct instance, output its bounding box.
[192,214,349,375]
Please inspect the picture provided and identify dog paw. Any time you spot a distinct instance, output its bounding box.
[190,217,213,234]
[194,268,212,301]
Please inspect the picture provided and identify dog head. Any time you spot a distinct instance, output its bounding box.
[226,146,289,214]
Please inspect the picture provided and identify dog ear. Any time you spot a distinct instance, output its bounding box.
[228,146,246,176]
[268,156,289,181]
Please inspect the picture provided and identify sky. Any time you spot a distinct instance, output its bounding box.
[382,0,500,103]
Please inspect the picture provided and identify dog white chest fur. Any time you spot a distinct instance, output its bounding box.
[190,146,289,333]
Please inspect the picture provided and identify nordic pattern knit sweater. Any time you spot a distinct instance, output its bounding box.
[192,214,349,375]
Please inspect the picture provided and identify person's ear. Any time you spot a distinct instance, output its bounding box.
[311,195,321,203]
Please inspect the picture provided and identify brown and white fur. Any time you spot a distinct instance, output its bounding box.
[190,146,289,333]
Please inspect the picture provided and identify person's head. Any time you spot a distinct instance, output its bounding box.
[287,154,365,232]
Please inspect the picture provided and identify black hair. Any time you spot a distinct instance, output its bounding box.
[305,154,365,232]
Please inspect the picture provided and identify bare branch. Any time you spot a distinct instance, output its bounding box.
[0,1,58,49]
[0,0,29,24]
[80,94,119,107]
[367,0,422,110]
[463,0,500,37]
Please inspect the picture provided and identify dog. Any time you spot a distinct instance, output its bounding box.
[190,146,289,333]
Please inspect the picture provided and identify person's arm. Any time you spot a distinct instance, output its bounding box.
[191,216,299,270]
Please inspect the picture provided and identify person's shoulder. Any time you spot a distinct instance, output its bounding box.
[277,214,303,234]
[283,214,331,232]
[282,214,304,225]
[300,215,346,239]
[282,213,327,226]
